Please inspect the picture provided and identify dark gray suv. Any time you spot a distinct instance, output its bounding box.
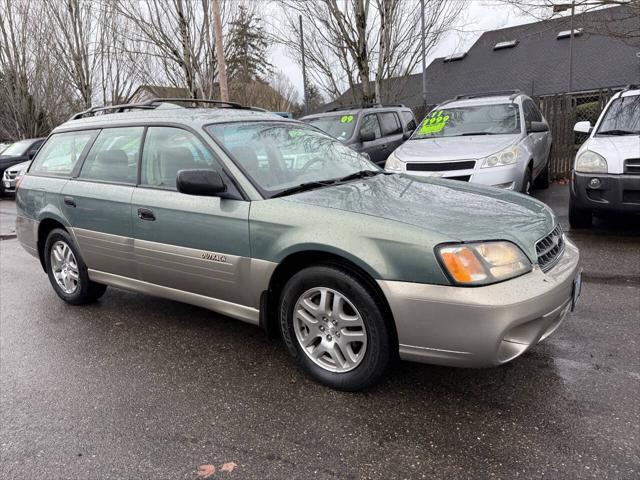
[300,105,417,166]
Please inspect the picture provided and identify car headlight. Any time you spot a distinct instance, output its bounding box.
[436,241,531,286]
[385,151,404,171]
[575,150,607,173]
[481,145,519,168]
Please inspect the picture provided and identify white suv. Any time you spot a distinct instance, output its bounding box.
[570,87,640,227]
[385,91,552,194]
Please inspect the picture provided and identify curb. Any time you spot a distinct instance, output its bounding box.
[0,234,17,240]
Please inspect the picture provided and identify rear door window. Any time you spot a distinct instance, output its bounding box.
[79,127,143,184]
[379,112,402,136]
[140,127,220,190]
[361,114,382,140]
[30,130,97,177]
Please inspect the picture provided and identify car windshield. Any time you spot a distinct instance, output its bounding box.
[412,103,521,139]
[206,122,377,197]
[301,114,357,142]
[1,139,33,157]
[596,95,640,135]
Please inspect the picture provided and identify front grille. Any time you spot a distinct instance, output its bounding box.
[406,160,475,172]
[536,224,565,272]
[4,171,17,180]
[624,158,640,175]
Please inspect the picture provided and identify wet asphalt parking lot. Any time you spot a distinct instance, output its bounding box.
[1,184,639,479]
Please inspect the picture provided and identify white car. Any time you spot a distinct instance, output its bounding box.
[570,86,640,227]
[2,160,30,194]
[385,91,552,194]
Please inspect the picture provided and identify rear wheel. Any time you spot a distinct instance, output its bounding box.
[569,197,592,228]
[44,228,107,304]
[279,265,391,391]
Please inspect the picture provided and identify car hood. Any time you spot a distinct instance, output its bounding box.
[7,160,31,173]
[283,174,555,261]
[396,135,519,162]
[583,135,640,174]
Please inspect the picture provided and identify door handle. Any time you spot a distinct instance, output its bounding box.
[137,208,156,221]
[63,196,76,207]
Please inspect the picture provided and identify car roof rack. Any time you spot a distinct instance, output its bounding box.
[326,103,406,112]
[453,90,523,101]
[70,97,250,120]
[622,84,640,92]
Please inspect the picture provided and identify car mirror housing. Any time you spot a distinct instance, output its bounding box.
[176,169,227,197]
[360,130,376,142]
[528,121,549,133]
[573,121,592,134]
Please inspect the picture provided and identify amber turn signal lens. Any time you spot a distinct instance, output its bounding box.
[440,247,487,284]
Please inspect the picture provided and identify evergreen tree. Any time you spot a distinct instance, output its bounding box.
[226,6,272,85]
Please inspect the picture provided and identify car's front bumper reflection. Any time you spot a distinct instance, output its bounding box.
[378,239,580,368]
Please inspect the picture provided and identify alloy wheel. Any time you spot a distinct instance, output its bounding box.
[50,240,80,294]
[293,287,368,373]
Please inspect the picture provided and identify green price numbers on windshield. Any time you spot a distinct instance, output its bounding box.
[419,110,450,134]
[341,115,354,123]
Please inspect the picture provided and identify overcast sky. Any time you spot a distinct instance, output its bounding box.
[268,0,540,101]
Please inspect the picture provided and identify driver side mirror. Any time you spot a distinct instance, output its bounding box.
[574,121,592,134]
[360,130,375,142]
[177,169,226,197]
[528,121,549,133]
[27,150,36,159]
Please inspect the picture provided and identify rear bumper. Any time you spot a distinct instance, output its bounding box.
[379,239,580,368]
[571,171,640,213]
[16,215,39,258]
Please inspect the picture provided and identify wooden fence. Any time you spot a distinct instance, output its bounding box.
[536,90,615,180]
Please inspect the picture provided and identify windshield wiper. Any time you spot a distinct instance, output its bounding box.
[271,170,386,198]
[271,179,338,198]
[459,132,494,136]
[597,129,640,136]
[337,169,387,182]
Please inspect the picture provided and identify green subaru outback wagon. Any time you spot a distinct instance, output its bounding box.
[16,99,581,390]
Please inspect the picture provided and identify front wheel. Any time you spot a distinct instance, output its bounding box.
[534,153,551,189]
[44,228,107,304]
[279,265,391,391]
[521,166,533,195]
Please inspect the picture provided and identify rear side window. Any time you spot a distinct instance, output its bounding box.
[361,114,382,140]
[141,127,219,190]
[79,127,143,184]
[402,111,417,131]
[30,131,97,177]
[379,112,402,136]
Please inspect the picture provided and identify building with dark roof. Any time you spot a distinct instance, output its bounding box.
[326,5,639,113]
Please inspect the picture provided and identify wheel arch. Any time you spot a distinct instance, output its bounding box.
[260,249,398,353]
[37,217,68,271]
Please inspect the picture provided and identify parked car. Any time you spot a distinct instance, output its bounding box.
[16,98,580,391]
[0,137,45,195]
[2,160,31,195]
[385,91,552,194]
[0,142,10,154]
[570,86,640,227]
[300,104,417,166]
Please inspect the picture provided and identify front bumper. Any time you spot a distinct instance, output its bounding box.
[378,239,580,368]
[398,162,525,190]
[571,171,640,213]
[2,177,17,193]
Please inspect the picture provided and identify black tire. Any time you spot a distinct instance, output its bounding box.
[521,166,533,195]
[569,197,592,228]
[279,265,391,391]
[44,228,107,304]
[534,153,551,189]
